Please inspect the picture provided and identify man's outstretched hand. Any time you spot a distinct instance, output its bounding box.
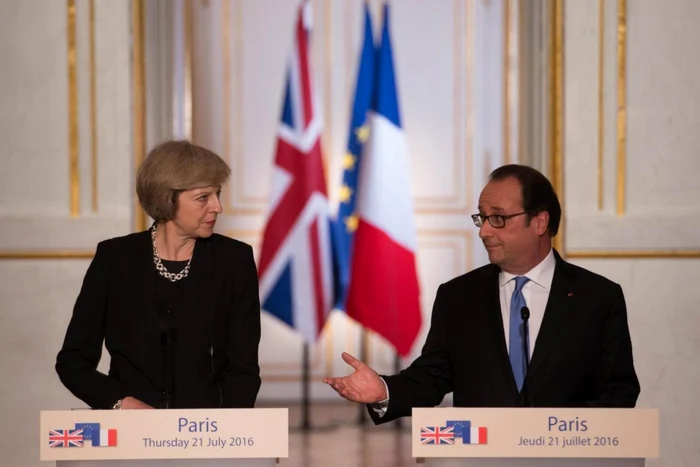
[322,352,388,404]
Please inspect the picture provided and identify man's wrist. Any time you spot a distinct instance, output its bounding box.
[112,398,123,410]
[379,377,389,403]
[369,377,390,416]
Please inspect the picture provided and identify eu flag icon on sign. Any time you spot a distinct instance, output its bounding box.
[446,420,488,445]
[75,423,118,447]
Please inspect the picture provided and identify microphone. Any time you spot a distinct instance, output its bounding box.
[520,306,531,369]
[520,306,531,407]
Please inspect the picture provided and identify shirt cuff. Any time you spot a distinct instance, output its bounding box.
[369,377,390,416]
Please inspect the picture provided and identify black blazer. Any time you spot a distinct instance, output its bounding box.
[56,231,262,409]
[371,250,640,424]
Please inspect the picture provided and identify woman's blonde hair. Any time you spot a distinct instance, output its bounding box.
[136,140,231,222]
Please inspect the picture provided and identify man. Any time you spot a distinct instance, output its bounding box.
[323,164,640,424]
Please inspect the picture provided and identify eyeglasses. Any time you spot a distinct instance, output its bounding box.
[471,212,528,229]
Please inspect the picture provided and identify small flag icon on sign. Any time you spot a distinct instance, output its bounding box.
[74,423,118,447]
[48,429,84,448]
[446,420,488,445]
[420,426,455,445]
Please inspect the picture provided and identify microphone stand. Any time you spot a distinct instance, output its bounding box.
[161,309,175,409]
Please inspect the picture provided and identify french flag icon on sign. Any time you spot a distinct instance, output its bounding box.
[445,420,488,445]
[74,423,118,447]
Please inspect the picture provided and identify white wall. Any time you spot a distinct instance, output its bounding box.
[562,1,700,466]
[0,1,133,466]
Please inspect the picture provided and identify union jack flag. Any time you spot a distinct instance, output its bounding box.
[420,426,455,445]
[259,0,332,343]
[49,429,84,448]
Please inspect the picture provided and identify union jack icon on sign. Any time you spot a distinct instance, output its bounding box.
[420,426,455,445]
[49,429,84,448]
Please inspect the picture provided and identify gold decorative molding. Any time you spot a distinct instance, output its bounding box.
[67,0,98,214]
[323,0,333,185]
[567,250,700,259]
[616,0,627,216]
[516,0,526,166]
[221,0,232,212]
[552,1,698,259]
[503,0,511,166]
[0,250,94,260]
[597,0,605,211]
[184,0,194,142]
[132,0,147,232]
[595,0,626,216]
[549,0,564,254]
[67,0,80,218]
[89,0,98,213]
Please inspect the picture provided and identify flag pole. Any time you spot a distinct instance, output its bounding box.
[301,342,311,430]
[291,337,338,432]
[393,351,403,430]
[357,328,369,425]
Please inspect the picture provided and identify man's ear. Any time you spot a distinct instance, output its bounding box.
[535,211,550,236]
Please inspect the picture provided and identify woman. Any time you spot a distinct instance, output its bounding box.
[56,140,261,409]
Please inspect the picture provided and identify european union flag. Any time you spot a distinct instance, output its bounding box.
[331,3,375,310]
[446,420,471,442]
[74,423,100,442]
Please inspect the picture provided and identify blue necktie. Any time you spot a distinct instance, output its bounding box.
[509,276,530,392]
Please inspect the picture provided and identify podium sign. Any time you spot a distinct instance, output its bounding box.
[412,408,659,459]
[40,408,288,462]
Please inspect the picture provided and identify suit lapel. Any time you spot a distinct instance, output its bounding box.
[139,230,157,312]
[527,254,574,380]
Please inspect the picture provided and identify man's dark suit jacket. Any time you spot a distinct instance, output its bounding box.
[56,231,261,410]
[370,250,640,424]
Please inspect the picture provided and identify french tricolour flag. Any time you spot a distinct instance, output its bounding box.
[74,423,117,447]
[94,429,118,447]
[446,420,488,445]
[345,3,421,357]
[466,426,488,445]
